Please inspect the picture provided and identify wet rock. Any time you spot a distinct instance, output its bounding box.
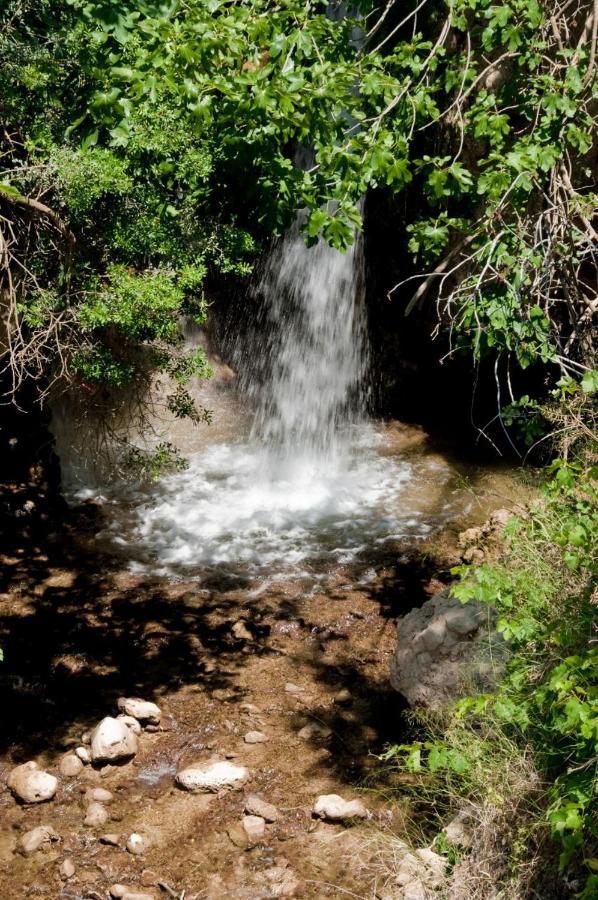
[176,760,248,793]
[117,697,161,725]
[8,761,58,804]
[298,722,332,741]
[86,786,113,804]
[75,746,91,764]
[245,794,279,822]
[117,714,142,735]
[100,833,121,846]
[59,753,84,778]
[244,730,268,744]
[126,832,149,855]
[59,857,75,880]
[242,814,265,843]
[313,794,368,822]
[17,825,60,855]
[84,801,109,827]
[90,717,138,763]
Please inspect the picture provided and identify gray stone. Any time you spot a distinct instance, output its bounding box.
[8,761,58,804]
[86,786,113,804]
[245,794,279,822]
[402,880,427,900]
[313,794,367,822]
[100,833,121,846]
[17,825,59,855]
[244,730,268,744]
[242,814,266,843]
[59,858,75,879]
[90,717,138,763]
[390,589,506,709]
[126,832,149,855]
[297,722,332,741]
[59,753,84,778]
[84,801,108,827]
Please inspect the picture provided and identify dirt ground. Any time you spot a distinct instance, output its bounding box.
[0,454,530,900]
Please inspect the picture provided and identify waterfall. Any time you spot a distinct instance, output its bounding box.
[248,216,367,467]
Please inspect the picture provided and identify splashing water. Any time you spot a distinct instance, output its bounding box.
[74,219,463,581]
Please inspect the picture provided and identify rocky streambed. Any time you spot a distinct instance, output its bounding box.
[0,439,528,899]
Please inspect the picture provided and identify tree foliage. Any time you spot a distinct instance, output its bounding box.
[0,0,596,433]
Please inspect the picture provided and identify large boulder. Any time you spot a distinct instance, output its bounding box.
[90,717,138,764]
[390,590,507,708]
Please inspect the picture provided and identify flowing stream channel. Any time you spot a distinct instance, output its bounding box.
[61,220,469,587]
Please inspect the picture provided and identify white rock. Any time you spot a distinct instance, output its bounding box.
[244,730,268,744]
[59,753,84,777]
[242,814,265,843]
[86,786,113,804]
[284,682,304,693]
[8,761,58,804]
[109,886,128,899]
[90,717,138,763]
[313,794,368,822]
[59,857,75,879]
[245,794,278,822]
[175,760,248,793]
[75,746,91,764]
[126,832,149,855]
[17,824,59,855]
[117,714,142,735]
[84,801,108,827]
[117,697,161,724]
[122,894,156,900]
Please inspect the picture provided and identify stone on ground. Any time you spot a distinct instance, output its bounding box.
[117,714,142,734]
[90,716,138,763]
[8,761,58,803]
[59,857,75,879]
[298,722,332,741]
[17,825,59,855]
[117,696,161,724]
[245,794,279,822]
[244,730,268,744]
[313,793,368,822]
[59,753,84,777]
[242,814,266,843]
[86,786,113,803]
[175,760,248,793]
[126,832,149,855]
[75,746,91,764]
[84,801,109,827]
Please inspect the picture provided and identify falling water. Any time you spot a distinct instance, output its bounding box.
[245,214,367,469]
[64,212,462,581]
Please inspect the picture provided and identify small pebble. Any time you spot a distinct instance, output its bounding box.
[126,832,148,855]
[59,857,75,880]
[285,683,304,694]
[86,787,113,804]
[84,801,108,827]
[59,754,84,778]
[245,794,279,822]
[100,833,121,846]
[244,730,268,744]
